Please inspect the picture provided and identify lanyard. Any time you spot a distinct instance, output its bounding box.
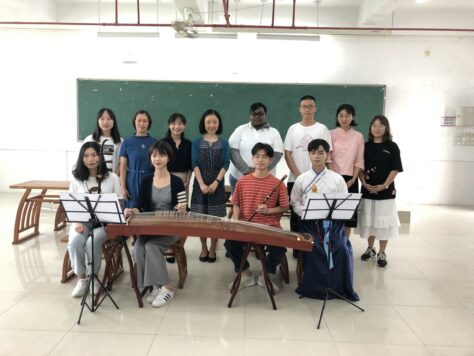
[303,169,327,194]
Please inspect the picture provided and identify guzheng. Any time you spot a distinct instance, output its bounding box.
[107,211,313,252]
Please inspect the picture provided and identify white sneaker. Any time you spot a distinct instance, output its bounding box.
[257,274,280,294]
[152,287,174,307]
[228,271,256,291]
[146,286,161,304]
[72,278,89,298]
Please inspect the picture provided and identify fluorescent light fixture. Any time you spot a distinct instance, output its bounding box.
[174,32,238,39]
[97,31,160,38]
[199,33,238,39]
[415,0,427,3]
[256,33,320,41]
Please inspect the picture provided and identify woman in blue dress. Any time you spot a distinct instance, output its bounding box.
[119,110,157,208]
[191,109,230,263]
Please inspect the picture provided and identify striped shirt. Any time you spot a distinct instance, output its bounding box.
[232,174,289,228]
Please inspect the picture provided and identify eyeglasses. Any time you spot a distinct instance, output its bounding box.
[250,111,265,117]
[253,154,269,160]
[83,153,99,159]
[300,105,316,110]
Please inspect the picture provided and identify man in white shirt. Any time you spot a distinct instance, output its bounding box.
[290,139,358,302]
[291,139,347,216]
[228,102,284,192]
[284,95,332,257]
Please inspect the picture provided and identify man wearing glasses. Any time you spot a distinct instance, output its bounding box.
[228,102,284,193]
[284,95,333,258]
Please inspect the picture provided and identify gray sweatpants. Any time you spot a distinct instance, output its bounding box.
[68,223,107,276]
[134,235,180,288]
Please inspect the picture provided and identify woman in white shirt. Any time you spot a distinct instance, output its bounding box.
[68,142,122,298]
[83,108,123,173]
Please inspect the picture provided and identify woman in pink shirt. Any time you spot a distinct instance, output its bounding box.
[330,104,364,237]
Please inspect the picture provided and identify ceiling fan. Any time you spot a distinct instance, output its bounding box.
[172,8,199,38]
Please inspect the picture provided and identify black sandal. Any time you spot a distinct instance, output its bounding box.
[199,253,209,262]
[207,252,217,263]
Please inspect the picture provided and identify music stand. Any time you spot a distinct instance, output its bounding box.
[301,192,365,329]
[60,192,124,324]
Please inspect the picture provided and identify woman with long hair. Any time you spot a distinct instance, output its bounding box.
[68,142,122,298]
[190,109,230,263]
[162,112,192,192]
[329,104,364,238]
[83,108,123,173]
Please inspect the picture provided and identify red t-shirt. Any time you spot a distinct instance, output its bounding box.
[232,174,289,228]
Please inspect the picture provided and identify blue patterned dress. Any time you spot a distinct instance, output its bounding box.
[190,137,230,217]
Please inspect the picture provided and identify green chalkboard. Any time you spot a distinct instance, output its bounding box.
[77,79,385,141]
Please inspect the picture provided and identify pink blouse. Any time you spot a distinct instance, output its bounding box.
[329,127,364,177]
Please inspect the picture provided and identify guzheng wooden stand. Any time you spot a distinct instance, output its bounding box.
[9,181,70,244]
[100,236,143,307]
[107,212,314,309]
[227,243,278,310]
[301,193,365,329]
[60,192,122,323]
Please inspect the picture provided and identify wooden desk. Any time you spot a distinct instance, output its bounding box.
[9,180,70,244]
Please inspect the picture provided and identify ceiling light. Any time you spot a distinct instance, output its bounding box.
[256,33,320,41]
[175,32,237,39]
[97,31,159,38]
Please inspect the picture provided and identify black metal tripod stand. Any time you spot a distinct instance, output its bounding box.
[316,199,364,329]
[77,196,119,324]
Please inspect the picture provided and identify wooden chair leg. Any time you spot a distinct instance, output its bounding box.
[61,250,74,283]
[174,245,188,289]
[54,203,67,231]
[122,240,143,308]
[279,253,290,284]
[255,245,277,310]
[100,240,119,292]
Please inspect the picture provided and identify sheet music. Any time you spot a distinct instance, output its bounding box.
[302,192,362,221]
[60,192,125,224]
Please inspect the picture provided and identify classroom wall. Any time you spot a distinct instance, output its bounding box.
[1,27,473,205]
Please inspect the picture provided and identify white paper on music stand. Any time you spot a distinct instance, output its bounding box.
[332,193,361,220]
[60,192,125,224]
[302,192,361,220]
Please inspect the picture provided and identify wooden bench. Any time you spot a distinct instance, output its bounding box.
[9,180,69,244]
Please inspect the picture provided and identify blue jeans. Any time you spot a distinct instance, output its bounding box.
[224,239,286,274]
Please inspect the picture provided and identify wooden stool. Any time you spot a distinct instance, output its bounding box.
[60,239,124,286]
[140,237,189,303]
[249,245,290,284]
[101,239,125,290]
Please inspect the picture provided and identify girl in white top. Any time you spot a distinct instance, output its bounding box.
[68,142,122,298]
[84,108,123,173]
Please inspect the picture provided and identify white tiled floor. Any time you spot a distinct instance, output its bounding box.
[0,192,473,355]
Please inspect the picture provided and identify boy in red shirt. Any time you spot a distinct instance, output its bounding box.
[224,143,289,293]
